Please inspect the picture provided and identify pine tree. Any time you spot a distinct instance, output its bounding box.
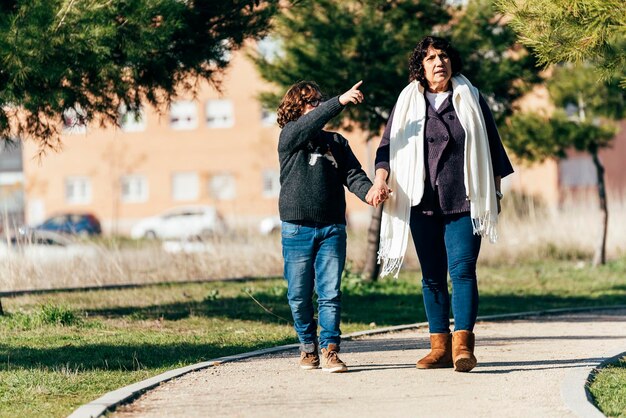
[503,64,624,265]
[0,0,279,151]
[253,0,452,135]
[497,0,626,86]
[254,0,541,280]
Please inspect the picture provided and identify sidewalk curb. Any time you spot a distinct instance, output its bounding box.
[561,349,626,418]
[67,305,626,418]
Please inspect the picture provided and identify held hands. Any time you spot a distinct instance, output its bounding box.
[339,80,364,106]
[366,176,392,207]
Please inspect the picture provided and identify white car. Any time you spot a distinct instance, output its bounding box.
[0,229,98,263]
[130,206,227,240]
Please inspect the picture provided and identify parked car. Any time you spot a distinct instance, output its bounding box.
[33,213,102,236]
[0,229,98,262]
[130,205,227,240]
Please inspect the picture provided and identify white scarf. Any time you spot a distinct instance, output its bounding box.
[378,74,498,278]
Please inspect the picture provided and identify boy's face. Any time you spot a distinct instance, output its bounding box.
[302,91,322,115]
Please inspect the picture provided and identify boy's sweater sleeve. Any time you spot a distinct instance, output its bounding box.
[341,135,373,202]
[278,96,344,155]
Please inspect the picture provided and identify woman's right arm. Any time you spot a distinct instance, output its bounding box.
[366,107,395,206]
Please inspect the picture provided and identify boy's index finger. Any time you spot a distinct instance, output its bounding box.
[352,80,363,90]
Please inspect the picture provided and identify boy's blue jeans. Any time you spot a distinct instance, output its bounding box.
[409,211,482,333]
[281,221,346,352]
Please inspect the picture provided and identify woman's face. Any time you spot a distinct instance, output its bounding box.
[422,46,452,92]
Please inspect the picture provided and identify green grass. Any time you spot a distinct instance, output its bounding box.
[589,357,626,417]
[1,258,626,417]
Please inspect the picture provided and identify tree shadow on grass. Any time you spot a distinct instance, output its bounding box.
[83,291,426,327]
[0,338,297,372]
[82,291,626,328]
[4,288,624,372]
[3,306,625,373]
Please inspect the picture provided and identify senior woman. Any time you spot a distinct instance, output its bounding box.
[366,36,514,372]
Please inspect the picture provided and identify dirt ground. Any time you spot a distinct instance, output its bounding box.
[112,310,626,418]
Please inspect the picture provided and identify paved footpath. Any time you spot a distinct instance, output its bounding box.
[111,310,626,418]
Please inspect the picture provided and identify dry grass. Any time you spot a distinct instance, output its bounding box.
[1,195,625,292]
[0,235,284,292]
[481,193,626,264]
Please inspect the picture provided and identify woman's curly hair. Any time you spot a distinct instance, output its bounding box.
[277,81,322,128]
[408,36,462,85]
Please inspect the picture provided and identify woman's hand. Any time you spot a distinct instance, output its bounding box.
[366,169,392,207]
[339,80,364,106]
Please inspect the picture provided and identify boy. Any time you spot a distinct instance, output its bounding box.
[277,80,372,372]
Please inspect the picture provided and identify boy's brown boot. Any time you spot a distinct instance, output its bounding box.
[320,344,348,373]
[452,330,477,372]
[416,333,453,369]
[299,350,320,370]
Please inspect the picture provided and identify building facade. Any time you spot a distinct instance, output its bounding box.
[21,50,375,234]
[18,52,626,235]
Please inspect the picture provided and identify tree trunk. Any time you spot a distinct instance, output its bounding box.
[0,298,4,316]
[362,204,383,282]
[591,150,608,266]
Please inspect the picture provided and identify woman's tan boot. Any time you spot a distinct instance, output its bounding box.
[452,330,477,372]
[416,333,453,369]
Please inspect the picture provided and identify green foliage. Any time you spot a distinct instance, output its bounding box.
[497,0,626,87]
[548,63,625,120]
[205,289,221,301]
[37,303,82,326]
[254,0,451,136]
[448,0,542,124]
[0,0,279,149]
[1,303,83,329]
[254,0,540,135]
[502,62,623,162]
[588,357,626,417]
[502,110,616,162]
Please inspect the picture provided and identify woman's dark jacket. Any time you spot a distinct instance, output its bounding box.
[375,92,514,215]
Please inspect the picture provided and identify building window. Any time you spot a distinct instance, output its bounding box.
[65,177,92,204]
[206,99,235,128]
[172,172,199,201]
[169,101,198,130]
[62,106,87,134]
[262,169,280,197]
[559,157,597,187]
[261,107,277,126]
[121,175,148,203]
[209,173,236,200]
[119,105,147,132]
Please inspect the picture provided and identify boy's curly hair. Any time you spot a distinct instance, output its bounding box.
[277,81,322,128]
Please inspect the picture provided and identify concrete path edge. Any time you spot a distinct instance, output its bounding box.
[67,304,626,418]
[561,348,626,418]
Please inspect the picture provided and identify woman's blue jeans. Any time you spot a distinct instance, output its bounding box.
[281,221,346,352]
[409,210,481,333]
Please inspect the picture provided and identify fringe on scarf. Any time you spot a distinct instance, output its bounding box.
[377,239,404,279]
[471,212,498,244]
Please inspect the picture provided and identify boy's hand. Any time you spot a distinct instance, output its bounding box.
[366,177,392,207]
[339,80,364,106]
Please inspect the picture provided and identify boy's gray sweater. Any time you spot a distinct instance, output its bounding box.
[278,96,372,225]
